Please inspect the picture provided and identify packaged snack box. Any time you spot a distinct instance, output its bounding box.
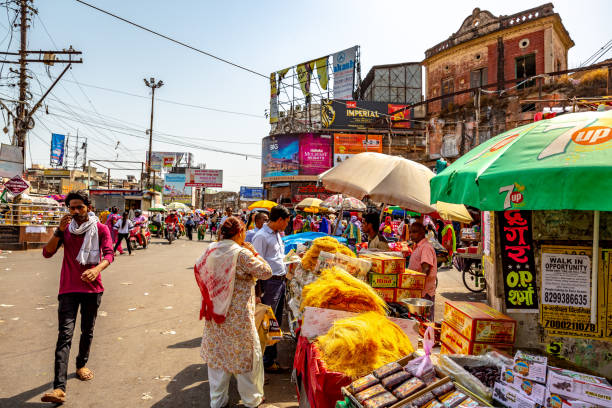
[373,287,396,303]
[545,391,599,408]
[443,301,516,344]
[440,342,454,355]
[546,366,612,407]
[397,270,426,289]
[500,365,546,405]
[441,322,513,356]
[493,382,540,408]
[360,253,405,275]
[438,390,468,407]
[395,288,423,302]
[512,351,547,384]
[369,273,398,288]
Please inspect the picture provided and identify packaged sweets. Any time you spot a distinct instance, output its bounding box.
[513,351,547,384]
[422,401,445,408]
[409,391,435,407]
[381,371,411,389]
[397,270,426,289]
[443,301,516,344]
[356,384,386,403]
[392,377,425,399]
[431,382,455,397]
[373,362,402,379]
[348,374,379,394]
[362,391,398,408]
[438,390,468,408]
[457,397,480,408]
[369,273,398,288]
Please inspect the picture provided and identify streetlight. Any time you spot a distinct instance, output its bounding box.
[144,77,164,188]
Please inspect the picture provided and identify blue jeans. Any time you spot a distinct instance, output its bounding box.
[260,278,285,367]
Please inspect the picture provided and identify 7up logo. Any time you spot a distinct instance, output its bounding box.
[538,118,611,159]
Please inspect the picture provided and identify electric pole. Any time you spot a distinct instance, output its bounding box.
[144,77,163,188]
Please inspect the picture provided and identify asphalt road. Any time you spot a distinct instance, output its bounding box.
[0,237,481,407]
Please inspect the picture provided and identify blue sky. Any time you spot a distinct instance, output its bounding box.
[3,0,610,191]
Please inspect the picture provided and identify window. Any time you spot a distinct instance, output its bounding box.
[470,68,488,88]
[516,54,536,89]
[441,77,454,109]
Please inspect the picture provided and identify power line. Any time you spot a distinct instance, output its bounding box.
[75,0,267,79]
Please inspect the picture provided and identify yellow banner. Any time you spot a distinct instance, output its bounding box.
[315,57,329,90]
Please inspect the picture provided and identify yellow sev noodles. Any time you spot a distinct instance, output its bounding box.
[316,312,414,379]
[300,267,387,315]
[301,236,355,271]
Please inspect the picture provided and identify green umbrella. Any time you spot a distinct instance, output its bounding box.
[430,110,612,211]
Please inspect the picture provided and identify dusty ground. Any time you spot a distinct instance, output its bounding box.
[0,237,479,407]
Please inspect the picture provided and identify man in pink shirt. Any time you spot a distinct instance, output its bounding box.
[40,191,114,404]
[408,222,437,321]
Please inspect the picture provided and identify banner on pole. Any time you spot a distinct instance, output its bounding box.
[50,133,65,166]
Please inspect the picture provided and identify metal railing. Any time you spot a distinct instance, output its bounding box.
[0,203,68,227]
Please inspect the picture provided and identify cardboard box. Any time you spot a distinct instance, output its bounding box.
[500,365,546,405]
[397,270,426,289]
[360,253,405,275]
[373,287,395,303]
[443,301,516,344]
[369,273,398,288]
[547,366,612,407]
[493,382,540,408]
[395,288,422,302]
[512,351,547,384]
[440,342,454,355]
[441,322,513,356]
[544,391,599,408]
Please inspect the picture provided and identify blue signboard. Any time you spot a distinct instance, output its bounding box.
[240,186,264,200]
[50,133,65,166]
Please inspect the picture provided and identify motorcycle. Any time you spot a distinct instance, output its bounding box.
[129,222,151,249]
[166,223,177,244]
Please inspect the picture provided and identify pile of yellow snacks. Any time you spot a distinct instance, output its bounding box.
[300,267,387,315]
[301,236,355,271]
[316,312,414,379]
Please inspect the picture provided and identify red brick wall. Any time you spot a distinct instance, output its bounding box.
[503,29,546,82]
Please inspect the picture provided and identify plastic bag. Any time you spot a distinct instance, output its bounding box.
[438,351,513,402]
[315,251,372,280]
[405,327,436,384]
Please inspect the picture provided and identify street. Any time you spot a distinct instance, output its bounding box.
[0,238,480,407]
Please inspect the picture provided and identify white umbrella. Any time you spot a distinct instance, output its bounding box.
[320,152,436,214]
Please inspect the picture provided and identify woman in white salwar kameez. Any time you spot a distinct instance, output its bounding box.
[194,216,272,408]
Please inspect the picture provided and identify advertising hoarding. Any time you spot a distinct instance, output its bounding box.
[298,133,332,175]
[261,134,299,178]
[333,133,383,166]
[163,173,192,203]
[50,133,65,166]
[150,152,185,172]
[240,186,264,200]
[321,100,412,130]
[332,46,357,100]
[0,144,23,178]
[185,169,223,188]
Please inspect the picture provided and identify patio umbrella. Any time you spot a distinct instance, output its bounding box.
[430,110,612,323]
[320,194,367,212]
[431,202,472,223]
[295,197,323,210]
[166,202,190,211]
[320,152,435,214]
[247,200,277,211]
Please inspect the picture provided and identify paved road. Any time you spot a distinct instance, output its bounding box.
[0,238,480,407]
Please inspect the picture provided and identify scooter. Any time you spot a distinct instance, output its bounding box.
[166,223,177,244]
[129,222,151,249]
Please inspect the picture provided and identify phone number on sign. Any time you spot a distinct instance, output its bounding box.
[544,291,588,306]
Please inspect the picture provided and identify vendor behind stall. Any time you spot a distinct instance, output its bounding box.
[362,211,390,251]
[408,222,437,320]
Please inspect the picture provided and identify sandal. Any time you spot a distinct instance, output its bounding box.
[41,389,66,403]
[264,362,288,374]
[76,367,94,381]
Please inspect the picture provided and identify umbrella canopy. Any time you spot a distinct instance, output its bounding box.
[148,207,167,212]
[248,200,277,211]
[295,197,322,210]
[384,206,421,218]
[320,152,435,214]
[320,194,366,212]
[430,111,612,211]
[432,202,472,223]
[166,202,190,210]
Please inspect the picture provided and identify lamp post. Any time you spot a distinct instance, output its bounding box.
[144,77,163,188]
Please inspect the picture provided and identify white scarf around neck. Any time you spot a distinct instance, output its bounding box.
[68,215,101,265]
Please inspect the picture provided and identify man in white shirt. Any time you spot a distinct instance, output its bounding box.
[245,212,268,243]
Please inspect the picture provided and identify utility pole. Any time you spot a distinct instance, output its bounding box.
[15,0,28,155]
[144,77,163,188]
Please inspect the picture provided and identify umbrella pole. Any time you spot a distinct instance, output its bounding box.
[332,195,343,235]
[591,210,600,325]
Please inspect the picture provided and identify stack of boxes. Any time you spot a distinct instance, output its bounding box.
[360,253,425,303]
[494,350,612,408]
[440,301,516,356]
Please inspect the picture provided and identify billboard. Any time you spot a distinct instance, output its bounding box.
[332,46,357,100]
[185,169,223,188]
[163,173,192,203]
[0,144,23,178]
[240,186,264,200]
[333,133,383,166]
[262,134,299,178]
[50,133,65,166]
[321,100,412,130]
[298,133,332,175]
[150,152,186,172]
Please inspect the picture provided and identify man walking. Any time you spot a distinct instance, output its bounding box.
[252,205,290,373]
[41,191,114,404]
[185,215,195,240]
[408,222,438,321]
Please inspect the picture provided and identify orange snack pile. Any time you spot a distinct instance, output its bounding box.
[301,236,355,271]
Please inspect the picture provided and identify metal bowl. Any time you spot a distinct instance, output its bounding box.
[401,298,434,316]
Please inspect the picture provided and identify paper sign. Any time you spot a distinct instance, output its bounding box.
[541,253,591,308]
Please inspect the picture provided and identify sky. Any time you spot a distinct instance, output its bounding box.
[2,0,610,191]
